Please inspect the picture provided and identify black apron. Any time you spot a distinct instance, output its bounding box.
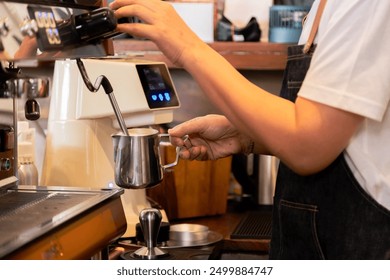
[269,9,390,259]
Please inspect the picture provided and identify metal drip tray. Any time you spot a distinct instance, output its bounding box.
[0,185,124,258]
[230,210,272,240]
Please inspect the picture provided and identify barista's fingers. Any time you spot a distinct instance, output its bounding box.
[183,136,192,149]
[169,135,190,149]
[195,146,208,160]
[178,148,191,160]
[178,145,208,160]
[188,146,201,160]
[188,146,208,161]
[170,136,183,147]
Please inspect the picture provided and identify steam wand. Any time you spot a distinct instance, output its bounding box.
[76,58,129,136]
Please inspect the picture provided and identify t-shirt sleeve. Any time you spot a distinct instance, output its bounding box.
[298,1,390,122]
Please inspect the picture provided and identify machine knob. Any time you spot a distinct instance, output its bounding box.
[133,208,169,259]
[24,99,40,121]
[0,158,11,171]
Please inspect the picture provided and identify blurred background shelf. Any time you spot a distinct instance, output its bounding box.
[112,39,290,70]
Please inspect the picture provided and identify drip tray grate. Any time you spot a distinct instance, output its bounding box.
[230,210,272,239]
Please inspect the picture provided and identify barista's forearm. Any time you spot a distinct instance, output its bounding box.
[180,43,290,154]
[179,43,362,175]
[180,42,262,121]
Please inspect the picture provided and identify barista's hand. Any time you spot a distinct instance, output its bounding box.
[109,0,204,66]
[14,37,38,59]
[168,114,253,161]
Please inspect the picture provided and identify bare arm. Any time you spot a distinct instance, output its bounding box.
[110,0,364,175]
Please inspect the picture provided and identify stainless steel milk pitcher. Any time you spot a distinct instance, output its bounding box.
[112,128,180,189]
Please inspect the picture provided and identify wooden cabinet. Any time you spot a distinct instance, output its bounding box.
[147,146,232,220]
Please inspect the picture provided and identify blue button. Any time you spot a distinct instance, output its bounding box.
[164,93,171,101]
[158,94,164,101]
[152,95,158,101]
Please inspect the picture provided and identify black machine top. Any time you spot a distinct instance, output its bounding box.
[0,0,120,61]
[1,0,102,9]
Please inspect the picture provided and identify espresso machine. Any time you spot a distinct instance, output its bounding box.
[0,0,181,259]
[40,57,180,238]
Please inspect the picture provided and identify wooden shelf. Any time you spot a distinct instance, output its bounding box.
[112,39,290,70]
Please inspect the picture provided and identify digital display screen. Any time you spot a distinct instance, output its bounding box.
[143,67,166,91]
[136,64,179,109]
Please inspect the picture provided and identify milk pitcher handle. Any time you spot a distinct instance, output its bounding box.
[159,134,186,169]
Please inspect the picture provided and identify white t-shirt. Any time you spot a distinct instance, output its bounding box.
[298,0,390,210]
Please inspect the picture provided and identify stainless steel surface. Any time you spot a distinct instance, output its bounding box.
[112,128,179,189]
[160,133,180,169]
[0,63,50,185]
[257,155,278,205]
[119,229,223,250]
[107,91,129,136]
[0,185,123,258]
[18,77,50,99]
[162,231,223,249]
[133,208,169,259]
[170,224,209,242]
[17,161,38,185]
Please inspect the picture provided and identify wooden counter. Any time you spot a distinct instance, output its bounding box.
[172,202,271,254]
[110,202,271,260]
[143,147,271,257]
[112,39,290,70]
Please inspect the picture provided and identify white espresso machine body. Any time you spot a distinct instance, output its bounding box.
[41,58,180,237]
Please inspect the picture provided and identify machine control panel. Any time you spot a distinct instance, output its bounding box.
[136,64,179,110]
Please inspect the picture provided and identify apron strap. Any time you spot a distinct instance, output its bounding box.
[303,0,327,53]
